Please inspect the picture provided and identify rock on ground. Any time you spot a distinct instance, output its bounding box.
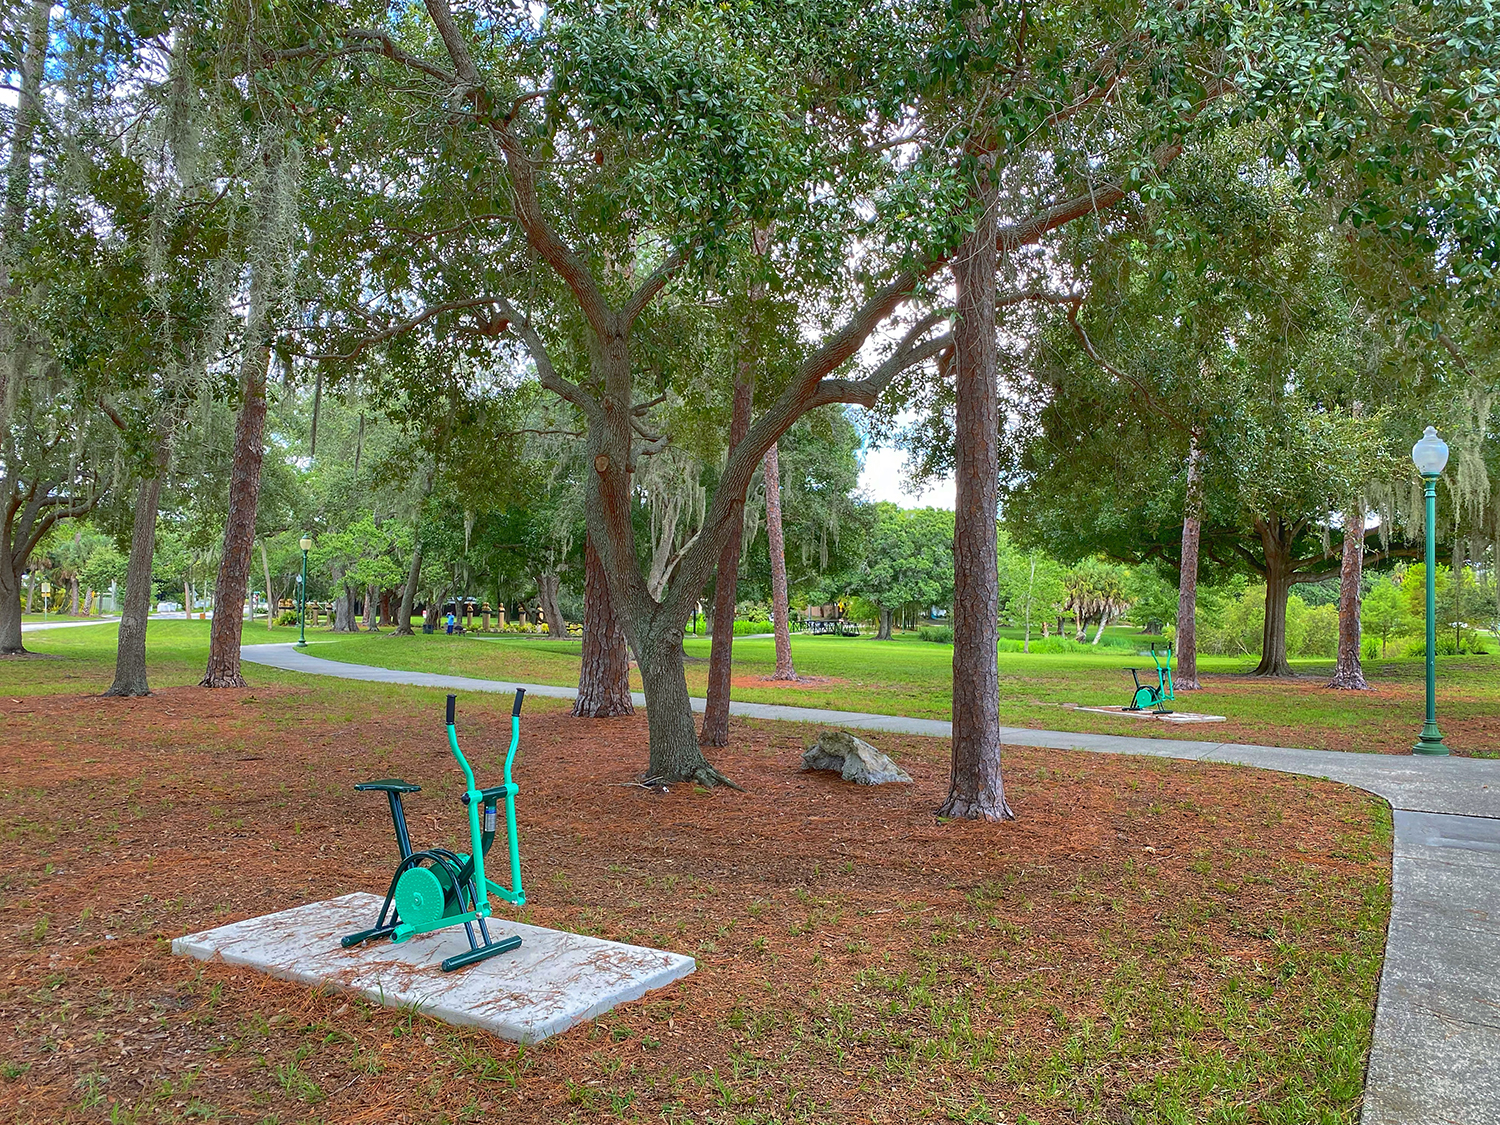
[801,730,912,785]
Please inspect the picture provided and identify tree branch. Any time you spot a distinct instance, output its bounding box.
[307,296,510,361]
[621,245,690,327]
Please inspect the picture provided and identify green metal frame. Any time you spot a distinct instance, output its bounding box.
[341,691,527,970]
[1124,643,1175,714]
[1413,474,1451,755]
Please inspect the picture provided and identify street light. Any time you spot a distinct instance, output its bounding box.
[298,536,312,647]
[1411,426,1451,756]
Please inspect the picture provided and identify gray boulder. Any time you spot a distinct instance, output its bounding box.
[801,730,912,785]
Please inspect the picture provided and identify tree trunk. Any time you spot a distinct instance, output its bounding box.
[1253,519,1298,677]
[393,541,421,635]
[1175,436,1205,690]
[699,369,754,747]
[641,624,733,786]
[574,535,634,717]
[379,588,393,627]
[877,606,893,640]
[423,588,445,631]
[536,570,565,638]
[258,540,274,630]
[363,583,380,632]
[939,175,1013,822]
[763,443,797,679]
[201,155,277,687]
[1022,557,1035,653]
[0,0,49,423]
[107,458,165,696]
[1328,501,1369,689]
[332,576,359,632]
[0,562,24,654]
[24,571,34,614]
[69,575,79,616]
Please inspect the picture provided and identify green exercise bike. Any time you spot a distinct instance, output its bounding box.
[342,691,527,971]
[1124,643,1175,715]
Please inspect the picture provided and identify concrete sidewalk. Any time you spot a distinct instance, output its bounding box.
[242,641,1500,1123]
[20,616,119,633]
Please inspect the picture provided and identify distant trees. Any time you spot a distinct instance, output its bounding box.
[857,506,956,640]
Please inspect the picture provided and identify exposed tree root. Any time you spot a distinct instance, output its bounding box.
[936,793,1015,821]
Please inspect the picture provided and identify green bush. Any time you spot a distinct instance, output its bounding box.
[918,625,954,644]
[998,635,1139,654]
[733,619,772,636]
[274,610,298,626]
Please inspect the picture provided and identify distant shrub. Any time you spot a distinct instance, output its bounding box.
[998,635,1138,654]
[274,610,298,627]
[733,618,772,636]
[918,625,954,644]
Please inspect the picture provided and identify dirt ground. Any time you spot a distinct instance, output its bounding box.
[1,685,1390,1124]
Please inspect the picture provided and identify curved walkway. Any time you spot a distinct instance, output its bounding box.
[244,642,1500,1124]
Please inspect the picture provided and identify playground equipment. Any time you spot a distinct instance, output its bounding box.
[1124,643,1175,714]
[342,690,527,971]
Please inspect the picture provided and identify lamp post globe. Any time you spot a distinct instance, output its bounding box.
[1411,427,1450,755]
[297,537,311,647]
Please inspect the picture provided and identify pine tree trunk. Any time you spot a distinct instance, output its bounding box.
[0,0,48,423]
[1253,520,1298,677]
[107,459,165,696]
[393,541,421,635]
[763,443,797,678]
[69,575,79,616]
[201,149,277,688]
[939,176,1013,822]
[574,535,634,717]
[1175,436,1205,690]
[1328,502,1369,689]
[700,370,754,747]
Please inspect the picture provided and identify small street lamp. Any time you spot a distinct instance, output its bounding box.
[298,536,312,647]
[39,579,51,621]
[1411,427,1451,756]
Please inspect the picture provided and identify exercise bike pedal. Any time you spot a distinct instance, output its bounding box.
[441,934,522,972]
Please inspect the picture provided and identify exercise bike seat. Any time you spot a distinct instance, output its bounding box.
[354,778,422,794]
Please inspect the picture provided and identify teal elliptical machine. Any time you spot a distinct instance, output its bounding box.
[342,690,527,971]
[1123,643,1175,715]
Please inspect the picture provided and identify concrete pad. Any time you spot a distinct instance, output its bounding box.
[173,893,695,1043]
[1073,705,1226,723]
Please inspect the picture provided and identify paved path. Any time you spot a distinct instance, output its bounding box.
[243,642,1500,1123]
[20,616,119,633]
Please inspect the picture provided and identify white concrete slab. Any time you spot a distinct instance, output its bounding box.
[173,892,695,1043]
[1074,704,1226,723]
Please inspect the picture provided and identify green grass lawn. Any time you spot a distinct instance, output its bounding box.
[14,618,1500,754]
[293,625,1500,756]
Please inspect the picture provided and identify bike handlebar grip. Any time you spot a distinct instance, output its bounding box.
[512,688,526,717]
[446,694,456,726]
